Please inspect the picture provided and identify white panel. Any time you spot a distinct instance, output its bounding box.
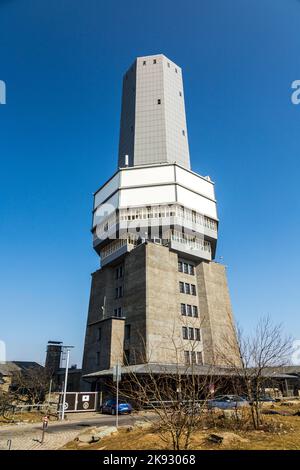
[119,185,176,207]
[94,172,120,208]
[176,186,217,219]
[121,165,174,187]
[93,192,119,227]
[176,166,215,200]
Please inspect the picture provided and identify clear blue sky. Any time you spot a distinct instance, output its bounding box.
[0,0,299,366]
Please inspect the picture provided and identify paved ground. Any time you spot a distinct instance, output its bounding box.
[0,413,140,450]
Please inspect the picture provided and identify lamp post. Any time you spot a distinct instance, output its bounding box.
[61,345,74,420]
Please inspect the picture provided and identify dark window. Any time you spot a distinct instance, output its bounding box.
[125,324,131,341]
[179,281,184,293]
[193,306,198,318]
[182,326,188,340]
[167,62,170,68]
[197,352,203,365]
[183,263,189,274]
[114,308,118,316]
[187,305,192,317]
[119,286,123,298]
[98,328,101,340]
[188,327,194,340]
[179,91,182,97]
[191,351,196,364]
[118,307,122,317]
[188,264,194,275]
[195,328,201,341]
[153,59,157,64]
[157,99,161,104]
[175,68,178,73]
[182,129,185,136]
[96,352,100,365]
[178,261,183,272]
[181,303,186,315]
[191,284,196,296]
[124,349,130,364]
[115,288,118,299]
[185,283,190,294]
[184,351,190,365]
[143,60,146,65]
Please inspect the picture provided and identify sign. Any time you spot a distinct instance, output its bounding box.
[113,363,121,382]
[58,392,98,413]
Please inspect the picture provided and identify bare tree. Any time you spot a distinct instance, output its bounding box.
[220,316,293,429]
[12,366,52,405]
[111,317,220,450]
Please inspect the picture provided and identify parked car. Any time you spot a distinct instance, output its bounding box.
[207,395,249,410]
[101,399,132,415]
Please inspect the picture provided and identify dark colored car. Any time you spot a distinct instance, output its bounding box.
[207,395,249,410]
[101,399,132,415]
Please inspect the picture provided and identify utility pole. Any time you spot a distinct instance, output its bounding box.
[61,345,74,420]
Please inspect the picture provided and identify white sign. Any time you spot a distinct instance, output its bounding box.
[82,395,90,402]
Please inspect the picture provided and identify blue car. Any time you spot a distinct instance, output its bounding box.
[101,399,133,415]
[207,395,248,410]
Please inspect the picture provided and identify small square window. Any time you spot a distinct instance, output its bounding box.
[182,326,188,340]
[157,99,161,104]
[185,283,190,295]
[193,306,198,318]
[153,59,157,64]
[197,351,203,365]
[143,60,146,65]
[184,351,190,364]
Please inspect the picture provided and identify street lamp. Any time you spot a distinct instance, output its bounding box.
[61,345,74,420]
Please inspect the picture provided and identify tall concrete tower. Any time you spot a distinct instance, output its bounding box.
[82,54,240,386]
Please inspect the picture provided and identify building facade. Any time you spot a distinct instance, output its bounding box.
[82,54,240,386]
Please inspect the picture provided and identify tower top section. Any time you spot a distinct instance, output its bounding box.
[118,54,191,170]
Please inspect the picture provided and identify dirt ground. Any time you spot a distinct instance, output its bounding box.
[62,401,300,451]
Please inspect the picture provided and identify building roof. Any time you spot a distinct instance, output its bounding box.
[0,361,43,376]
[82,363,298,381]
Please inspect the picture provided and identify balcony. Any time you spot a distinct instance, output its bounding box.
[169,231,212,262]
[100,238,138,267]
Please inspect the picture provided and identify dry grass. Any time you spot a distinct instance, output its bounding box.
[62,402,300,451]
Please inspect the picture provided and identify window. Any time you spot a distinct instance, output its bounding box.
[188,264,194,275]
[96,352,100,365]
[182,129,185,136]
[157,99,161,104]
[167,62,170,68]
[97,328,101,340]
[181,303,186,316]
[178,261,183,272]
[185,283,190,294]
[183,263,188,274]
[182,326,188,340]
[188,327,194,340]
[179,281,184,293]
[115,265,123,279]
[193,306,198,318]
[195,328,201,341]
[143,60,146,65]
[197,352,203,365]
[186,304,192,317]
[115,286,123,298]
[125,324,131,341]
[124,349,130,364]
[191,351,196,364]
[191,284,196,296]
[153,59,157,64]
[184,351,190,365]
[179,91,182,97]
[175,68,178,73]
[114,307,122,317]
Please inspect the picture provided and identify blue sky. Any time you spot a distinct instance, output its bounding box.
[0,0,299,366]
